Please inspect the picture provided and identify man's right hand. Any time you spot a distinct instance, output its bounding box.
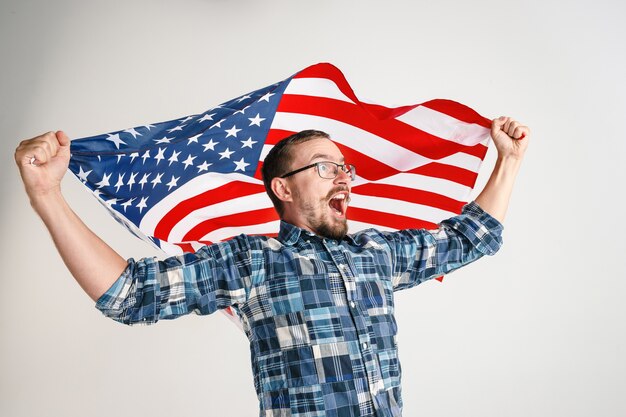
[14,131,71,204]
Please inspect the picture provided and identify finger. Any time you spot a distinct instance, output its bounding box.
[506,121,520,137]
[56,130,70,147]
[491,116,507,135]
[514,126,529,140]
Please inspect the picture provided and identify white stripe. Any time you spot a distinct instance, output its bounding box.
[199,220,281,242]
[284,78,353,103]
[139,172,262,235]
[396,105,491,146]
[349,194,458,224]
[166,193,274,242]
[360,172,471,202]
[270,112,483,172]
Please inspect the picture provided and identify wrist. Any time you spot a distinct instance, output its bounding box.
[29,186,66,214]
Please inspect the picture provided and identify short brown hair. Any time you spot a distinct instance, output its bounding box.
[262,130,330,217]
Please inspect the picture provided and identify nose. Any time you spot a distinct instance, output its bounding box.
[334,165,352,185]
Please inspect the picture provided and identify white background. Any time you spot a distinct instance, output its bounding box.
[1,0,625,416]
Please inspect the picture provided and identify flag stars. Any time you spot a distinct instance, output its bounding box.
[166,175,180,191]
[234,157,250,172]
[129,152,139,162]
[96,172,112,188]
[197,113,216,123]
[241,137,257,149]
[106,134,126,149]
[151,173,164,188]
[154,147,166,165]
[210,119,224,129]
[248,113,265,127]
[114,174,125,192]
[136,196,149,213]
[197,161,212,172]
[259,91,274,102]
[155,136,173,144]
[182,154,196,169]
[167,124,186,133]
[203,139,218,152]
[219,148,235,159]
[235,105,250,115]
[139,173,150,189]
[127,172,138,190]
[77,166,92,182]
[236,94,251,102]
[121,198,135,212]
[225,125,242,138]
[187,133,202,144]
[168,150,181,165]
[124,128,142,138]
[141,150,151,164]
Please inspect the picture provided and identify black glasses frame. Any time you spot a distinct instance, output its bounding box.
[280,161,356,181]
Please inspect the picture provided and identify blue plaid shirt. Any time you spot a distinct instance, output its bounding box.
[96,201,503,417]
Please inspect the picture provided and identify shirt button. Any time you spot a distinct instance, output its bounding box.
[362,342,368,349]
[350,301,356,308]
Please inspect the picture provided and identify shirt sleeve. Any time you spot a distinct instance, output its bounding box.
[94,235,257,325]
[380,201,504,291]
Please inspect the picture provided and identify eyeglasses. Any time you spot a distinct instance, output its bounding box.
[280,161,356,181]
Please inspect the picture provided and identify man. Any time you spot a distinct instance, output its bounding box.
[15,116,529,416]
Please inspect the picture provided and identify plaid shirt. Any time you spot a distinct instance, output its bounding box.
[96,201,503,417]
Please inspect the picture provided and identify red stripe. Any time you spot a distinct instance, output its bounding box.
[348,207,437,230]
[277,95,489,160]
[183,207,279,241]
[154,181,266,240]
[352,183,465,214]
[407,163,478,188]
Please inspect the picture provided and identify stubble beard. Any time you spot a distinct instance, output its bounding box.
[297,190,349,241]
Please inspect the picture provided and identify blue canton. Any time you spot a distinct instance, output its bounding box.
[96,202,503,417]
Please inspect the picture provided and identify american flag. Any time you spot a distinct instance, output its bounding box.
[69,62,492,324]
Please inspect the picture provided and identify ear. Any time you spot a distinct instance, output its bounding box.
[271,177,293,202]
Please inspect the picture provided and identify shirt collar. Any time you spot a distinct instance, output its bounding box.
[277,220,358,246]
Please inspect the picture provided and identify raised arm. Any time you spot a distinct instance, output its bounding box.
[474,116,530,223]
[15,131,127,301]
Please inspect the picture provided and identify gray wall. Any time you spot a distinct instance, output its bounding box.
[1,0,624,416]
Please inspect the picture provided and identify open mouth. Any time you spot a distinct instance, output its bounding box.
[328,192,349,218]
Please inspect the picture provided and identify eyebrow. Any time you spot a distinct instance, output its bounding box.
[309,153,345,163]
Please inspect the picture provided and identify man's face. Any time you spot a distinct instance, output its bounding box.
[280,138,352,240]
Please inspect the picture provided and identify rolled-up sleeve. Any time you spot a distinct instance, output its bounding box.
[382,201,504,291]
[95,235,256,325]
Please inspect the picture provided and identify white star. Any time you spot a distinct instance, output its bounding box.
[187,133,202,144]
[209,119,224,129]
[168,150,181,166]
[248,113,265,127]
[241,137,257,149]
[151,172,163,188]
[225,125,242,138]
[136,196,149,213]
[124,128,142,138]
[233,157,250,172]
[127,172,138,190]
[114,174,125,192]
[154,148,166,165]
[197,161,212,172]
[166,175,180,191]
[129,152,139,162]
[235,105,250,115]
[179,116,195,123]
[121,198,136,212]
[259,92,274,102]
[77,166,91,182]
[236,94,251,102]
[143,124,156,130]
[197,113,216,123]
[167,124,185,133]
[139,173,150,189]
[182,154,196,169]
[96,172,111,188]
[202,139,218,151]
[155,136,173,144]
[116,154,124,164]
[104,198,118,209]
[219,148,234,159]
[141,150,151,164]
[106,134,126,149]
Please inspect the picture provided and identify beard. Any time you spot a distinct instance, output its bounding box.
[296,187,349,240]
